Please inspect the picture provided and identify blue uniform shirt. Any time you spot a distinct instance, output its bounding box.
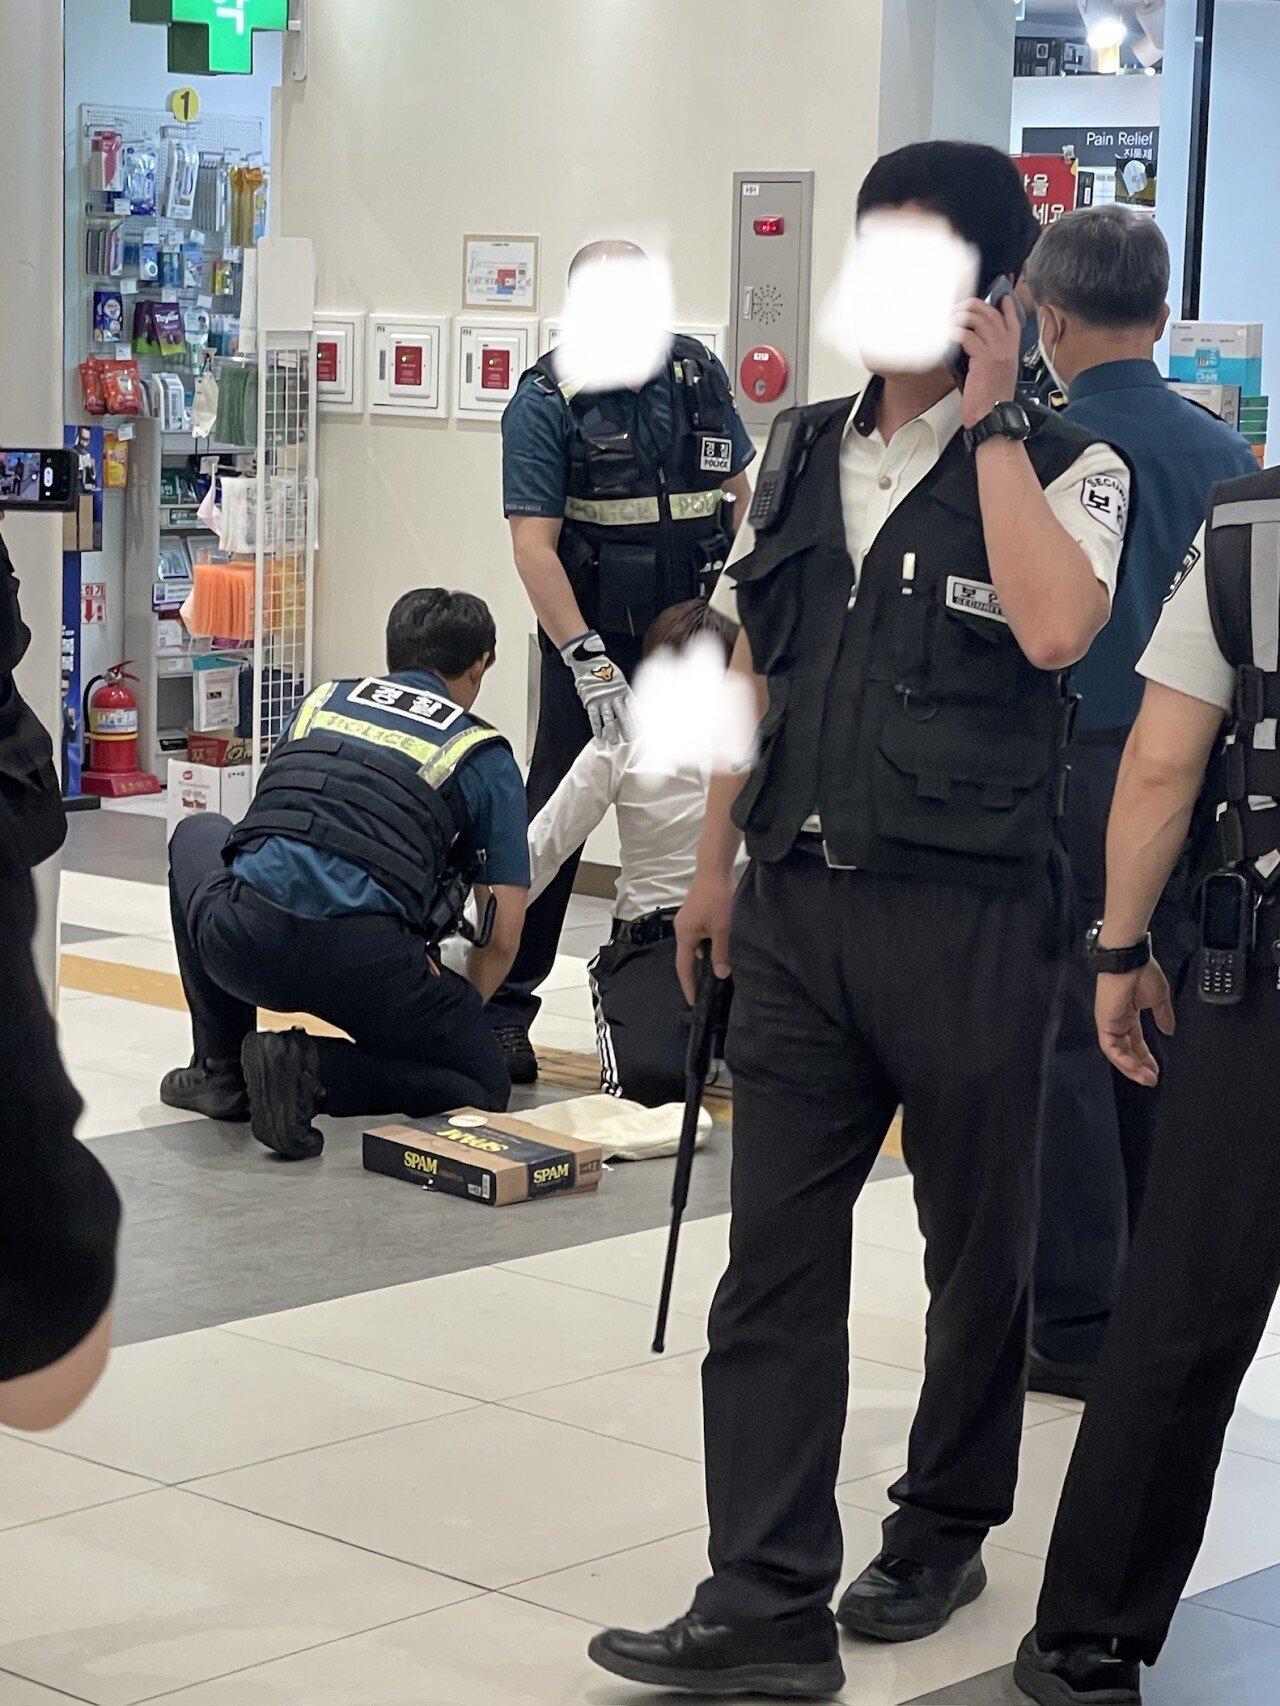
[502,351,756,519]
[1063,359,1257,732]
[232,669,530,919]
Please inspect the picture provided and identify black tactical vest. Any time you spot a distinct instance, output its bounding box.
[530,334,737,638]
[732,389,1121,891]
[1202,466,1280,885]
[224,676,511,937]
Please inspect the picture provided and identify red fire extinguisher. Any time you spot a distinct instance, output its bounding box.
[81,663,160,797]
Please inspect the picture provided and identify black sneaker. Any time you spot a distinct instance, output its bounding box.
[242,1028,325,1160]
[836,1551,987,1642]
[1013,1630,1141,1703]
[160,1057,249,1121]
[587,1610,844,1699]
[1028,1347,1094,1403]
[493,1023,538,1085]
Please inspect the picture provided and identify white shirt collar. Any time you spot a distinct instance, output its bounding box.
[845,383,964,453]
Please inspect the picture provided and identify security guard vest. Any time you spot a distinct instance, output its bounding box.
[732,388,1120,891]
[1202,466,1280,885]
[530,334,736,637]
[223,675,511,935]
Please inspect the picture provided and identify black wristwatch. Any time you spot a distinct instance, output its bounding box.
[964,401,1032,454]
[1084,920,1152,974]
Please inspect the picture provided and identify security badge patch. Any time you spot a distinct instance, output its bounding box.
[1080,472,1129,538]
[1163,540,1202,604]
[349,678,463,730]
[699,435,733,475]
[946,576,1008,625]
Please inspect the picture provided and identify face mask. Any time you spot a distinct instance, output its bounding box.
[1038,317,1067,395]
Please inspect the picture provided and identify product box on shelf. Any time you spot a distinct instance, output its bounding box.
[363,1111,604,1208]
[1169,323,1264,399]
[166,759,252,837]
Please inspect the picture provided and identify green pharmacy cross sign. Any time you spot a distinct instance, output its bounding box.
[131,0,289,77]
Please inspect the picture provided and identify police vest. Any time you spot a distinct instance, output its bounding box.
[1202,466,1280,884]
[529,334,736,637]
[223,676,510,934]
[732,391,1122,891]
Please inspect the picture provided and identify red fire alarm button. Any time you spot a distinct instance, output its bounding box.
[316,339,340,385]
[394,343,425,388]
[481,347,512,391]
[740,343,789,404]
[753,216,785,236]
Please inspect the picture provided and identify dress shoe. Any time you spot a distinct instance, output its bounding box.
[587,1610,844,1698]
[1028,1347,1094,1403]
[837,1551,987,1641]
[242,1028,325,1159]
[1013,1629,1141,1703]
[493,1023,538,1084]
[160,1057,249,1121]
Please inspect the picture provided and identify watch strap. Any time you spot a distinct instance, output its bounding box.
[964,404,1031,453]
[1085,921,1153,973]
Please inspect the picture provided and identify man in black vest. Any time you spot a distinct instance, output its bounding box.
[160,589,530,1160]
[1015,467,1280,1705]
[489,241,756,1082]
[588,143,1132,1700]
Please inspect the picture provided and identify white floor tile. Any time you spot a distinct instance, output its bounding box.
[538,952,594,996]
[502,1212,731,1321]
[0,1675,80,1705]
[848,1299,929,1372]
[851,1241,929,1313]
[191,1405,707,1589]
[63,1064,189,1142]
[25,1327,473,1484]
[58,995,192,1080]
[0,1432,151,1533]
[538,980,597,1025]
[67,933,180,975]
[528,1011,598,1054]
[854,1174,925,1258]
[156,1593,601,1703]
[1227,1356,1280,1463]
[0,1488,473,1706]
[1184,1449,1280,1596]
[59,871,172,938]
[229,1264,704,1401]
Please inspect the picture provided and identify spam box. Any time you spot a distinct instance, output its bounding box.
[363,1110,603,1207]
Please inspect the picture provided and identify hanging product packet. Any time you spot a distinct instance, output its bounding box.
[93,289,125,344]
[80,358,107,416]
[153,303,187,359]
[132,299,160,353]
[102,358,143,416]
[182,236,206,291]
[122,142,157,217]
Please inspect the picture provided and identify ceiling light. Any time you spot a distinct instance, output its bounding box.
[1086,13,1128,51]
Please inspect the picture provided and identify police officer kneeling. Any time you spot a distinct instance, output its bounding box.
[1015,466,1280,1704]
[160,589,529,1160]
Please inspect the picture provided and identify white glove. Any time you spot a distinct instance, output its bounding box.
[560,630,638,746]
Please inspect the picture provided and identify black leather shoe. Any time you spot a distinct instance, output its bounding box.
[836,1551,987,1642]
[242,1028,325,1160]
[160,1057,249,1121]
[494,1024,538,1085]
[587,1611,844,1698]
[1013,1630,1141,1703]
[1028,1347,1094,1403]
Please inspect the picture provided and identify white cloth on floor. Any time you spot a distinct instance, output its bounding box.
[516,1092,712,1162]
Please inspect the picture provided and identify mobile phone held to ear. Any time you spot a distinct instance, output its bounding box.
[947,275,1026,388]
[0,449,82,513]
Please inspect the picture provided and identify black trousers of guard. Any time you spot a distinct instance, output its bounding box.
[1037,967,1280,1663]
[590,927,690,1107]
[487,627,645,1034]
[693,853,1063,1626]
[1034,736,1196,1364]
[169,813,509,1117]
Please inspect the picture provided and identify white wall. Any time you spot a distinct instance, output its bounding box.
[0,0,67,989]
[880,0,1016,154]
[1009,68,1164,148]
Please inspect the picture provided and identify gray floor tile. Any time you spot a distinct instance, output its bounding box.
[59,923,122,945]
[63,808,169,885]
[1194,1559,1280,1627]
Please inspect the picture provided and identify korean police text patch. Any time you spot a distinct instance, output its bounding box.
[1080,473,1129,539]
[1163,540,1201,604]
[349,678,464,730]
[699,435,733,475]
[946,576,1009,625]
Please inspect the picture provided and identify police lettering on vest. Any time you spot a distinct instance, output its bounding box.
[223,676,511,937]
[530,335,735,637]
[731,387,1127,891]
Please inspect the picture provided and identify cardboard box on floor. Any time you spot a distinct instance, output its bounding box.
[364,1110,603,1207]
[166,758,252,838]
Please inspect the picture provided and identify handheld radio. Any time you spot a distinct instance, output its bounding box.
[747,410,805,536]
[1197,871,1253,1005]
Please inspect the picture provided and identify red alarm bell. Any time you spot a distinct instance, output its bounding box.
[740,344,789,404]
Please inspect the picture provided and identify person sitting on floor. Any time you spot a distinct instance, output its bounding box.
[526,598,740,1107]
[160,588,530,1159]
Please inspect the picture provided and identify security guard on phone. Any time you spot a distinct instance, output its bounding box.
[587,142,1133,1702]
[489,240,756,1082]
[1015,462,1280,1706]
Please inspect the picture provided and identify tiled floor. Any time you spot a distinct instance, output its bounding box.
[11,818,1279,1702]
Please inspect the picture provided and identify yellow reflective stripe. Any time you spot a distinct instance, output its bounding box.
[564,495,660,526]
[558,376,585,403]
[290,682,336,740]
[307,709,441,767]
[669,490,723,522]
[417,725,504,787]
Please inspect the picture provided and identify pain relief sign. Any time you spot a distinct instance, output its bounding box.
[363,1111,603,1207]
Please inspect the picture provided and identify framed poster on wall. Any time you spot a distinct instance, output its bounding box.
[463,235,539,312]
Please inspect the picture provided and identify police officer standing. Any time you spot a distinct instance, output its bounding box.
[588,142,1131,1700]
[489,241,756,1081]
[1015,466,1280,1705]
[160,588,529,1160]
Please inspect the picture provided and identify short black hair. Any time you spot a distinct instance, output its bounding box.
[1024,205,1170,327]
[642,597,738,664]
[857,141,1040,294]
[385,588,496,678]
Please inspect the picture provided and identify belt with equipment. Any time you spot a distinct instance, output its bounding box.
[610,908,679,946]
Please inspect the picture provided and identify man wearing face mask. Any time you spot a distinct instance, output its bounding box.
[1023,206,1256,1404]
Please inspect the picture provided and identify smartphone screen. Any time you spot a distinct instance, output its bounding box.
[760,415,795,476]
[0,450,80,512]
[1202,874,1248,951]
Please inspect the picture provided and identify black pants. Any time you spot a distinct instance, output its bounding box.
[589,926,689,1106]
[488,627,644,1033]
[1037,969,1280,1663]
[1035,737,1196,1364]
[169,814,509,1117]
[692,855,1062,1626]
